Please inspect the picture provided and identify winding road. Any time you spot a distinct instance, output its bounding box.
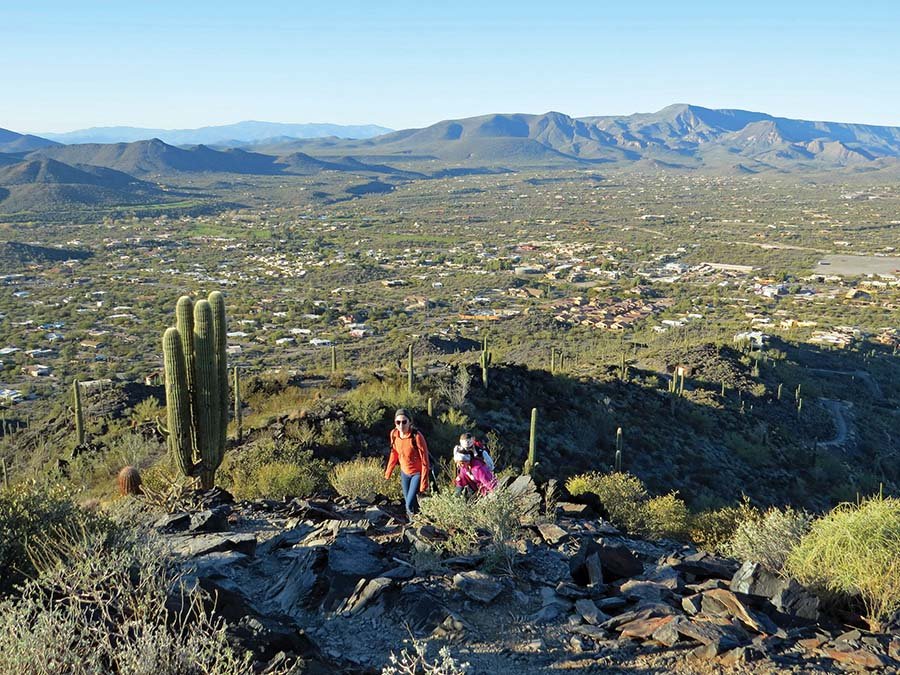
[818,399,853,449]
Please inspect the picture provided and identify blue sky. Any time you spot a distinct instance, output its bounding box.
[3,0,899,133]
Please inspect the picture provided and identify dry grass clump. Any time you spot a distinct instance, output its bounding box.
[0,481,115,594]
[0,519,252,674]
[329,456,403,501]
[723,506,811,572]
[787,494,900,629]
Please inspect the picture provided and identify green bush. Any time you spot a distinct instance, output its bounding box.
[252,461,322,500]
[219,437,328,500]
[566,471,648,534]
[418,487,523,571]
[428,408,473,459]
[689,497,760,553]
[645,493,690,540]
[0,527,251,674]
[567,472,689,540]
[724,506,811,572]
[330,457,402,501]
[787,494,900,629]
[343,380,423,424]
[0,482,116,594]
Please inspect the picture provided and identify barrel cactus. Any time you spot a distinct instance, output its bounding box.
[117,466,142,495]
[161,292,229,489]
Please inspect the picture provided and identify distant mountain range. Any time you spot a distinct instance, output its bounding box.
[278,104,900,172]
[4,105,900,215]
[0,157,165,213]
[37,121,394,146]
[0,128,60,153]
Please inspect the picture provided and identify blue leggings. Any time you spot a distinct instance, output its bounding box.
[400,471,422,515]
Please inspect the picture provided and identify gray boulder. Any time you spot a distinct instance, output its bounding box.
[730,561,819,621]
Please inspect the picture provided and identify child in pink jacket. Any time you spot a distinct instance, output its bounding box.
[453,440,497,497]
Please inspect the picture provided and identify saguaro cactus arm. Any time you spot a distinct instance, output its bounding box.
[162,327,195,476]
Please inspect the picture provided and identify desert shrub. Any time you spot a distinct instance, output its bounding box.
[284,420,318,448]
[344,380,423,425]
[344,394,385,429]
[129,395,164,427]
[319,418,350,451]
[428,408,473,458]
[689,497,761,553]
[484,430,507,473]
[787,494,900,629]
[68,432,165,498]
[645,492,690,540]
[252,461,322,500]
[330,457,402,501]
[566,471,648,534]
[567,472,689,540]
[245,385,312,422]
[383,638,470,675]
[219,438,328,500]
[0,527,252,674]
[724,506,811,572]
[0,482,116,594]
[436,366,471,409]
[418,487,523,569]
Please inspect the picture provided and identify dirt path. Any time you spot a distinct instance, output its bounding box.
[806,368,883,398]
[818,399,852,449]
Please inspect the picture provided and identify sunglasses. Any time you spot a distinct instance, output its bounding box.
[395,419,409,426]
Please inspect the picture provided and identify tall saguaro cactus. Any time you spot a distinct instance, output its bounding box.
[233,366,242,443]
[480,335,492,389]
[162,292,229,489]
[163,327,194,478]
[615,427,623,472]
[524,407,538,475]
[407,344,414,394]
[72,379,85,446]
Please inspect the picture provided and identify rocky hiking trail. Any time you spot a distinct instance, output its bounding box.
[151,479,899,674]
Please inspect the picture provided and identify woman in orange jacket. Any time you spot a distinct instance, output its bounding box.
[384,408,429,517]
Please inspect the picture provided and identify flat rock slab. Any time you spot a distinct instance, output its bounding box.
[453,570,503,603]
[190,507,230,533]
[537,523,569,546]
[700,588,778,635]
[672,551,739,580]
[619,579,669,603]
[822,647,892,669]
[327,532,386,577]
[268,547,328,613]
[574,598,608,625]
[173,533,257,558]
[557,502,594,518]
[618,615,677,640]
[731,561,819,621]
[338,576,393,616]
[676,617,749,652]
[155,512,190,533]
[596,538,643,579]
